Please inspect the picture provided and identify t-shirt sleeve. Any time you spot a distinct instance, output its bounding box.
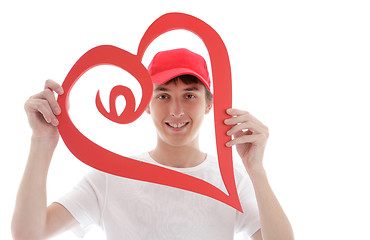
[234,171,261,238]
[54,169,107,237]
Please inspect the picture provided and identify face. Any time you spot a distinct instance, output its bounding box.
[146,80,213,148]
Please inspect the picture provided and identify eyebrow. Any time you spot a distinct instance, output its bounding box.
[154,87,169,92]
[153,86,200,92]
[183,87,200,92]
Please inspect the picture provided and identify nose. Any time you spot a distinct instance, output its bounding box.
[169,98,184,117]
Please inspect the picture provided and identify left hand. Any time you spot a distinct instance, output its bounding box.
[224,108,269,173]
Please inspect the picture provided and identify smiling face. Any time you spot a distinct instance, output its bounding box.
[146,76,213,148]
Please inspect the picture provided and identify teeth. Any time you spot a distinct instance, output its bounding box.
[168,122,187,128]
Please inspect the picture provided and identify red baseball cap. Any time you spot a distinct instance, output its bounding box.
[148,48,211,91]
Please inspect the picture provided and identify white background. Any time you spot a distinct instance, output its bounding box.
[1,0,369,239]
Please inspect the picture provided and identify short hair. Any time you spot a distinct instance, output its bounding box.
[163,75,213,103]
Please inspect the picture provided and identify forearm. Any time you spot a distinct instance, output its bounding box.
[249,168,294,240]
[11,138,56,240]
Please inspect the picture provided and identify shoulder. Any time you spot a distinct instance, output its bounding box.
[207,153,249,181]
[73,168,108,193]
[209,153,254,192]
[204,154,253,192]
[233,161,249,183]
[233,163,256,196]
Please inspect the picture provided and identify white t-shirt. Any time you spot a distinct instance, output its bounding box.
[56,152,260,239]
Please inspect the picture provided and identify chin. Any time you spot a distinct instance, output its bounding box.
[162,133,200,148]
[164,138,189,147]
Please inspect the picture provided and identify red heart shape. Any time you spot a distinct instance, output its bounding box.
[57,12,242,212]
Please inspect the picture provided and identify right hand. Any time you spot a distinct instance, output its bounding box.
[24,80,64,144]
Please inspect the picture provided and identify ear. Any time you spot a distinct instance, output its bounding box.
[205,102,213,114]
[146,105,151,114]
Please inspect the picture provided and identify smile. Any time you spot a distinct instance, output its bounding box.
[165,122,189,128]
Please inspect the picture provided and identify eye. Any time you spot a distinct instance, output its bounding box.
[186,94,195,99]
[158,94,168,99]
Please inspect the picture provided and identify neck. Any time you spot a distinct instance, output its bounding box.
[149,137,206,168]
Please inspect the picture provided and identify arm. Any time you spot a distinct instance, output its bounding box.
[225,109,294,240]
[248,170,292,240]
[11,80,78,240]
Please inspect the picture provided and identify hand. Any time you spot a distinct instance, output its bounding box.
[224,108,269,174]
[24,80,64,143]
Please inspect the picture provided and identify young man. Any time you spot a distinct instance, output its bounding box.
[12,48,294,240]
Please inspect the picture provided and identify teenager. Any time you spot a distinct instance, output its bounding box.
[12,48,294,240]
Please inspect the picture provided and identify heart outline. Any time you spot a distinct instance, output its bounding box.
[57,12,242,212]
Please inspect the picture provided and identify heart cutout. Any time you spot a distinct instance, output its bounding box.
[57,12,242,212]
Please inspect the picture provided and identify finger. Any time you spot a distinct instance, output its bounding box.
[226,108,260,121]
[233,130,246,139]
[226,134,259,147]
[32,89,61,115]
[27,98,59,126]
[227,122,265,136]
[44,79,64,95]
[25,99,50,123]
[226,108,248,116]
[224,114,254,126]
[224,111,264,126]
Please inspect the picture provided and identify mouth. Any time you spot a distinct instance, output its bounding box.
[165,122,190,128]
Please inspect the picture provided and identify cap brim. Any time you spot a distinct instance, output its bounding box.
[151,68,210,91]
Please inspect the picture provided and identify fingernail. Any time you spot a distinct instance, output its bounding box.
[59,88,64,94]
[226,131,231,135]
[52,118,59,125]
[55,107,61,115]
[225,142,231,147]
